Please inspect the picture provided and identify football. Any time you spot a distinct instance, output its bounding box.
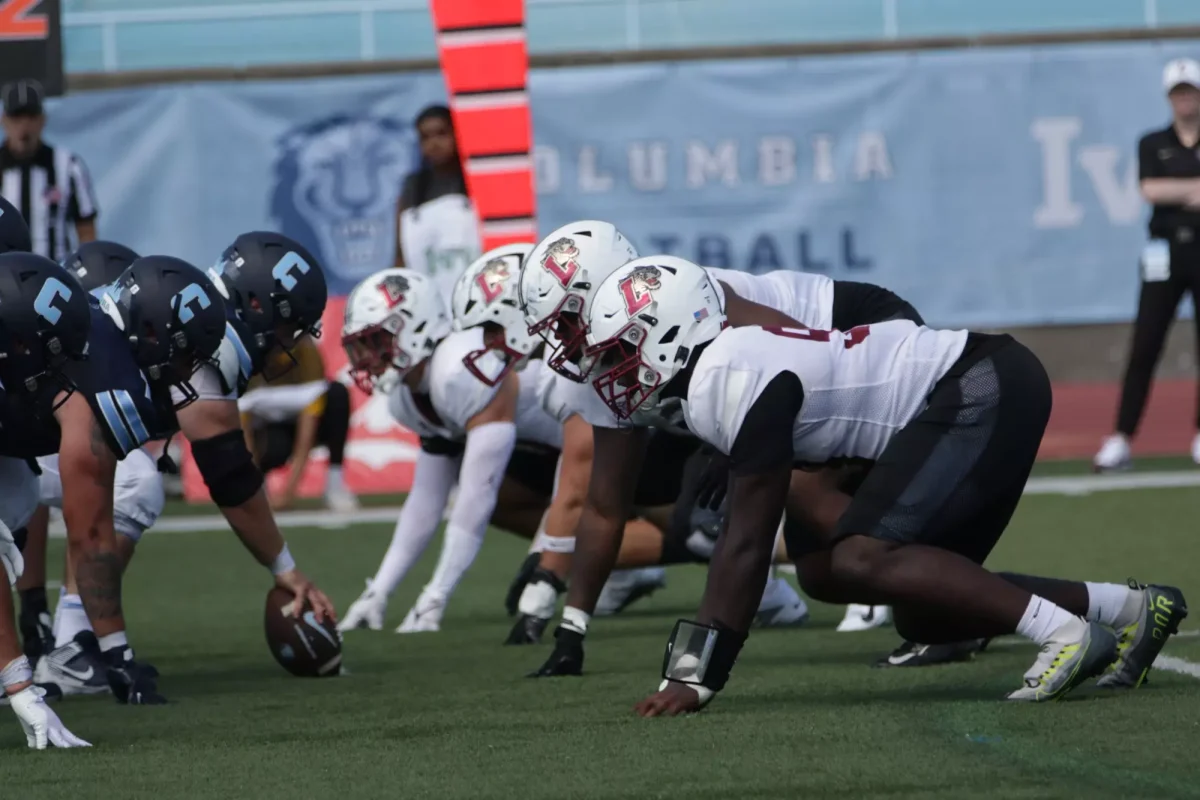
[263,587,343,678]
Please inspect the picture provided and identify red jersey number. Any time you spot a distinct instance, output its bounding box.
[764,325,871,350]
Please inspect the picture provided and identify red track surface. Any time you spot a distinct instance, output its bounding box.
[1042,378,1196,459]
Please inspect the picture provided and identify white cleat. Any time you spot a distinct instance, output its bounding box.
[594,567,667,616]
[337,579,387,632]
[754,575,809,627]
[837,604,891,632]
[324,484,360,514]
[396,593,445,634]
[1093,434,1131,473]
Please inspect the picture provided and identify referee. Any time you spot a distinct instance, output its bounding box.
[1095,58,1200,471]
[0,79,98,260]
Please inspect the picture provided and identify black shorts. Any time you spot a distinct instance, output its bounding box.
[829,333,1051,564]
[504,441,560,498]
[633,430,702,508]
[831,281,924,328]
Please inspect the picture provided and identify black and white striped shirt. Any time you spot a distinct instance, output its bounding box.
[0,142,97,261]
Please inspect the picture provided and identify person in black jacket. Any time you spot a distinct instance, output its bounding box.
[1095,58,1200,471]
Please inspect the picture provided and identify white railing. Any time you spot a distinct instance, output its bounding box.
[62,0,1172,73]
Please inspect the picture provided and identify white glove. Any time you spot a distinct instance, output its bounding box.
[9,686,91,750]
[0,518,22,586]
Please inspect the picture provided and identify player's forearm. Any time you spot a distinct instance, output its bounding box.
[1141,177,1200,204]
[696,517,777,635]
[564,503,625,613]
[220,489,288,568]
[63,509,125,637]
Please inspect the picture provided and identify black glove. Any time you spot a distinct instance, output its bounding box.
[104,647,167,705]
[527,627,584,678]
[504,553,541,618]
[505,614,551,646]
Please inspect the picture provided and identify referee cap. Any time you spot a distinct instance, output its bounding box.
[1163,58,1200,93]
[1,79,44,117]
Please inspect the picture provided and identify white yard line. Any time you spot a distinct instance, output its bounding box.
[987,630,1200,681]
[45,469,1200,537]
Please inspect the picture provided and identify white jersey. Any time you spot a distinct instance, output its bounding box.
[684,320,969,463]
[707,268,834,330]
[386,329,563,448]
[533,366,623,429]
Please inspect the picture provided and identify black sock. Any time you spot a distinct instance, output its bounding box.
[20,586,48,616]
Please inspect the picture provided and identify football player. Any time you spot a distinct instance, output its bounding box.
[517,222,947,678]
[27,235,337,701]
[0,248,96,748]
[451,241,810,645]
[337,270,579,633]
[574,257,1186,712]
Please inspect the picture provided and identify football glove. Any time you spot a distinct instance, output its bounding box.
[104,647,167,705]
[9,685,91,749]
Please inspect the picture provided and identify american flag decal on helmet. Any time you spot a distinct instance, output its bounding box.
[693,308,709,321]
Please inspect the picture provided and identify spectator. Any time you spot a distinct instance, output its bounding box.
[239,336,358,512]
[0,79,97,260]
[394,104,480,300]
[1095,58,1200,470]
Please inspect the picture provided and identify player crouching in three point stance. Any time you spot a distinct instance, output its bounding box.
[338,270,566,633]
[575,257,1187,713]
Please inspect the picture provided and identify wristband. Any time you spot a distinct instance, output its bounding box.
[661,619,748,692]
[534,533,576,554]
[1,656,32,690]
[270,543,296,576]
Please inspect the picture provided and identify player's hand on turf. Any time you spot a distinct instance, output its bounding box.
[634,681,708,717]
[275,569,337,624]
[104,648,167,705]
[10,685,92,748]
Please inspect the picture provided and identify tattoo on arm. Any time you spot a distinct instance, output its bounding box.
[76,550,124,626]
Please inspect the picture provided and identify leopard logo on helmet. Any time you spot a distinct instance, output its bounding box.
[541,237,581,287]
[475,258,510,304]
[378,273,410,308]
[618,265,663,315]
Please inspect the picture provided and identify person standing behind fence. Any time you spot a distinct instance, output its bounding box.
[394,104,480,301]
[1095,59,1200,471]
[0,80,97,261]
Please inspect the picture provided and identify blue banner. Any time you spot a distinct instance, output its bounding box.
[43,39,1200,326]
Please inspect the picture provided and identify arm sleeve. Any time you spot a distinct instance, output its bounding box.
[371,447,459,596]
[1138,134,1161,181]
[66,153,99,221]
[728,371,804,477]
[423,421,517,599]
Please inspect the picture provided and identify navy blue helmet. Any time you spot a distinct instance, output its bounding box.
[0,252,90,401]
[62,240,140,294]
[0,195,32,254]
[210,231,328,356]
[102,256,227,408]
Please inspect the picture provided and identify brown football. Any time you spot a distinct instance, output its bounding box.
[263,587,342,678]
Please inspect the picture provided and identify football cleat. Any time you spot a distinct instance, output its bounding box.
[338,579,387,632]
[528,627,584,677]
[1007,619,1118,702]
[103,646,167,705]
[1096,581,1188,689]
[504,553,541,617]
[33,632,111,696]
[324,483,360,514]
[837,604,891,632]
[874,639,987,668]
[754,575,809,627]
[396,592,445,634]
[594,567,666,616]
[1093,434,1131,473]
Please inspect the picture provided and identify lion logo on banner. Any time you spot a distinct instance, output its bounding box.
[618,265,662,315]
[271,114,417,292]
[475,258,510,304]
[541,237,581,287]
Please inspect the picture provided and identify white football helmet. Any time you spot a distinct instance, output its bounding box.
[518,220,637,381]
[341,269,451,395]
[584,256,726,421]
[450,243,537,387]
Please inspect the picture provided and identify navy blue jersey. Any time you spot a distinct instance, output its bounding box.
[215,305,261,398]
[0,301,166,460]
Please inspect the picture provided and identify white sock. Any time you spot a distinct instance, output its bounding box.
[326,465,344,490]
[371,515,441,596]
[562,605,590,635]
[1085,581,1140,628]
[424,524,485,600]
[97,631,128,653]
[1015,596,1077,646]
[53,594,92,648]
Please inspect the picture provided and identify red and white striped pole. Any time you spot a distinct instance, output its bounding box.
[429,0,537,251]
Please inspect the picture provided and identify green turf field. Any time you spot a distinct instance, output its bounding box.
[8,479,1200,799]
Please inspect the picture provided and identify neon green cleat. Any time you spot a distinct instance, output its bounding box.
[1007,619,1117,702]
[1096,582,1189,689]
